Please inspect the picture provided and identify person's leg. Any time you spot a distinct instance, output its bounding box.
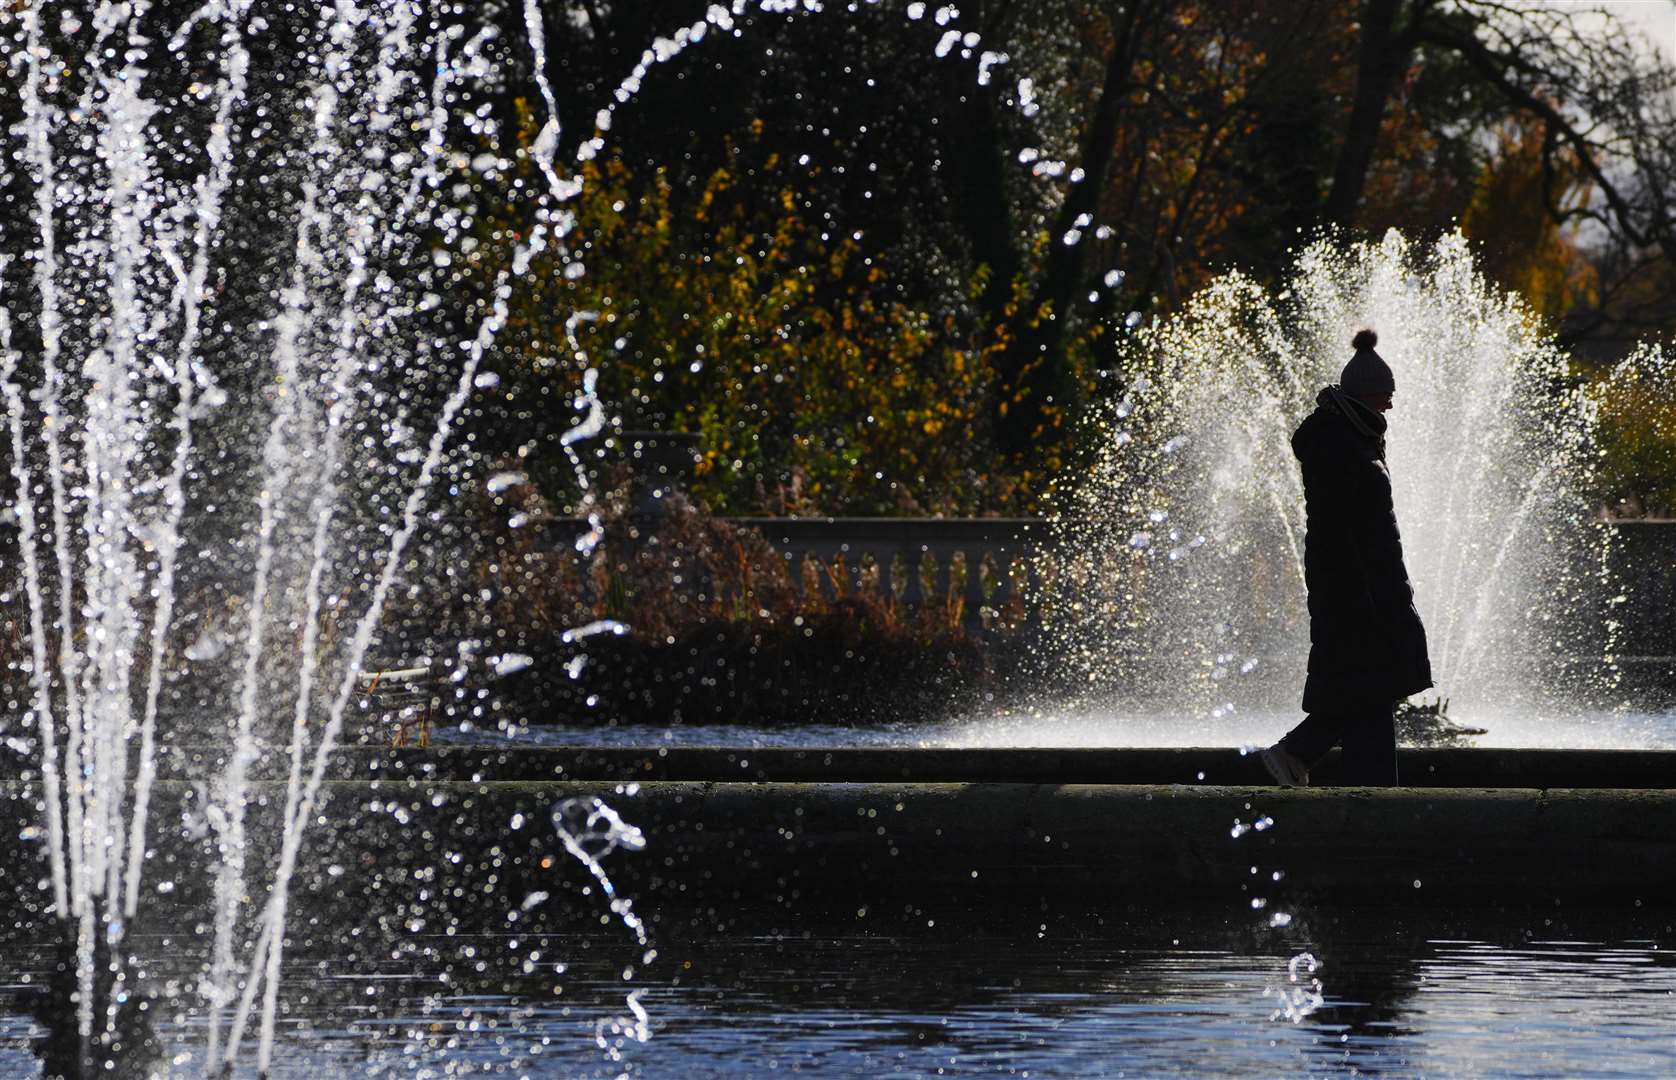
[1277,712,1345,768]
[1339,699,1398,785]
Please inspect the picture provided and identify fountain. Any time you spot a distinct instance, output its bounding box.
[1043,229,1670,745]
[0,1,1054,1074]
[5,0,1675,1076]
[0,0,621,1072]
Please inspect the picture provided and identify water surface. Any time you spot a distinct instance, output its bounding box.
[4,907,1670,1077]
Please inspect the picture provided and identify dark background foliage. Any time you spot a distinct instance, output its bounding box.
[448,0,1676,516]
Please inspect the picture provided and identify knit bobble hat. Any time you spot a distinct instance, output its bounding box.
[1340,329,1395,395]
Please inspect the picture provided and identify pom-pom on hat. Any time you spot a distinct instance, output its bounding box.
[1340,328,1395,395]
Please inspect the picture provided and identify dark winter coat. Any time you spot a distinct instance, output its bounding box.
[1292,386,1432,712]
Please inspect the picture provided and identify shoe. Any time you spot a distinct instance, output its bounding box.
[1259,745,1310,787]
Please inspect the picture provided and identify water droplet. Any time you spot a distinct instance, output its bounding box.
[494,653,533,676]
[184,631,226,662]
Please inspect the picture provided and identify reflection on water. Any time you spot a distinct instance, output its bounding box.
[1,907,1671,1077]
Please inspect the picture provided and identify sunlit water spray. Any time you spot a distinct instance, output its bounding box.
[1229,808,1322,1024]
[0,0,610,1073]
[1,0,1068,1074]
[553,794,654,1066]
[1047,230,1664,734]
[15,4,1652,1070]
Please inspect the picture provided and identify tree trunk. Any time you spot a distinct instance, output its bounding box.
[952,71,1023,330]
[1321,0,1413,226]
[994,0,1155,461]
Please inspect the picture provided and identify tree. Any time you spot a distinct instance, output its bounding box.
[1325,0,1676,267]
[476,114,1013,515]
[992,0,1359,459]
[469,0,1675,508]
[992,0,1163,460]
[1460,119,1598,325]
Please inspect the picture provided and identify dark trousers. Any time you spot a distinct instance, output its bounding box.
[1278,700,1399,786]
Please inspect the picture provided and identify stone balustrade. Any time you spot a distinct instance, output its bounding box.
[541,515,1676,650]
[731,517,1048,633]
[543,514,1052,634]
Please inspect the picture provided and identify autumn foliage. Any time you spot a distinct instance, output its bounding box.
[459,0,1676,518]
[484,114,1089,515]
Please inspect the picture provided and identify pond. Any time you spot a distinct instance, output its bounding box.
[3,905,1670,1077]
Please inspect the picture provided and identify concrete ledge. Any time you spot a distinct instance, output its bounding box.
[146,745,1676,789]
[3,775,1668,936]
[4,779,1662,912]
[473,779,1676,905]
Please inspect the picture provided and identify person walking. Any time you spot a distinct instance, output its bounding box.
[1259,329,1432,787]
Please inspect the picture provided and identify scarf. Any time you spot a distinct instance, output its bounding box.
[1319,384,1387,458]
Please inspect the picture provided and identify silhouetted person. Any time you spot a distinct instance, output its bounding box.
[1260,329,1432,786]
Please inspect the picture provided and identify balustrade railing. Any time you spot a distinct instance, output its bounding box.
[540,515,1053,634]
[536,515,1676,648]
[733,517,1049,633]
